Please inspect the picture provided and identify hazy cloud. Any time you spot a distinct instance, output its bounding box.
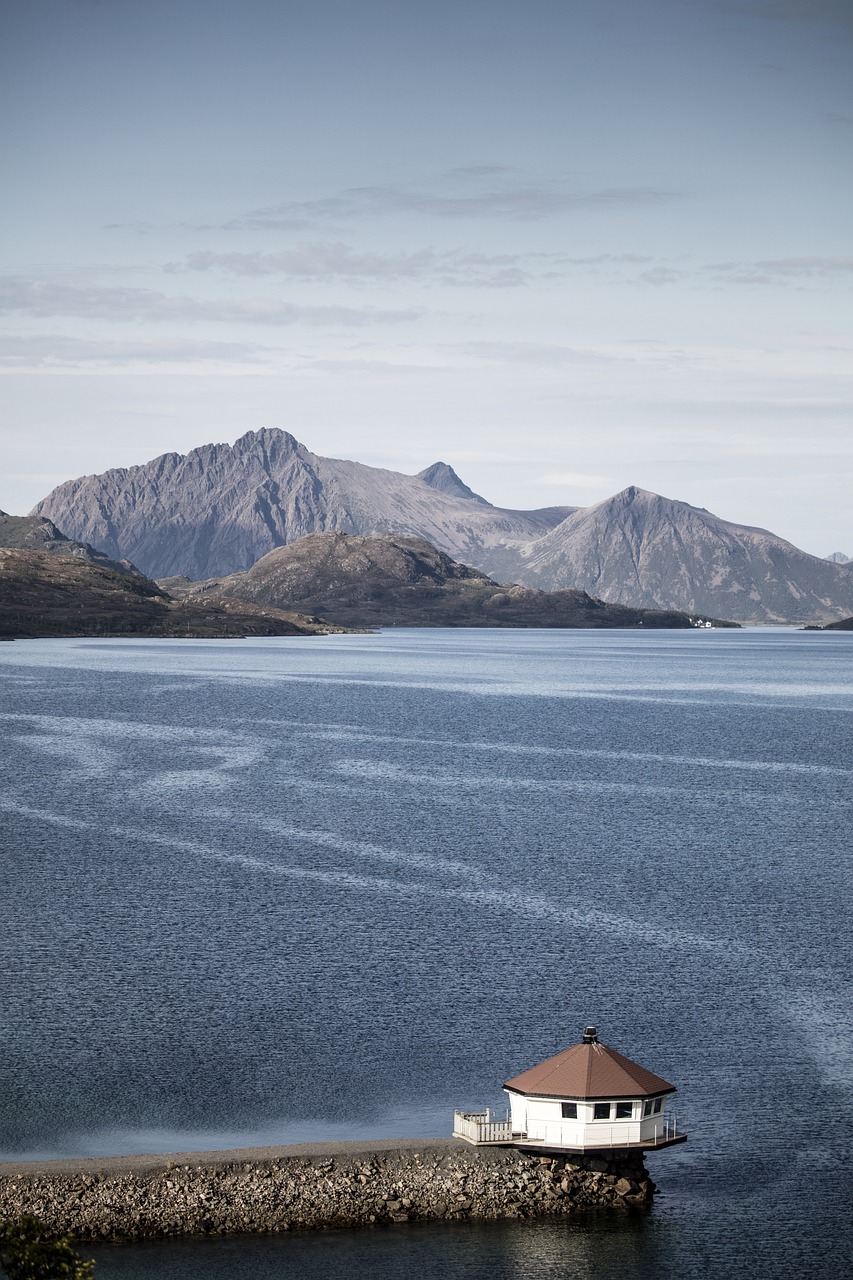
[463,342,624,367]
[229,180,678,229]
[636,266,688,286]
[537,472,615,488]
[704,256,853,285]
[165,243,529,288]
[558,253,655,266]
[0,278,420,326]
[0,334,276,369]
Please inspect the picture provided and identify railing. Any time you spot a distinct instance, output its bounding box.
[646,1113,686,1146]
[453,1110,515,1144]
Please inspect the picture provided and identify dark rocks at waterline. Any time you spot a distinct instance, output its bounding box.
[0,1140,653,1242]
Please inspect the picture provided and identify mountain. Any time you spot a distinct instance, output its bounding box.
[32,429,572,581]
[174,531,733,629]
[0,548,351,639]
[478,487,853,624]
[29,430,850,623]
[0,510,140,576]
[416,461,489,503]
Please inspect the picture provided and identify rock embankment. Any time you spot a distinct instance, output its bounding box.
[0,1139,654,1242]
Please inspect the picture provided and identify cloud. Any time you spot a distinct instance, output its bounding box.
[302,358,449,377]
[536,472,615,488]
[165,243,529,288]
[557,253,654,266]
[446,165,515,178]
[636,266,688,286]
[463,341,624,367]
[226,180,678,229]
[753,256,853,276]
[0,334,278,369]
[0,278,420,326]
[703,256,853,286]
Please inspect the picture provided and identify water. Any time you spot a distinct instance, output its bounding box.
[1,628,851,1277]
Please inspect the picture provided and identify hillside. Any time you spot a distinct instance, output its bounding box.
[0,549,351,640]
[174,532,733,629]
[480,487,853,625]
[0,510,140,576]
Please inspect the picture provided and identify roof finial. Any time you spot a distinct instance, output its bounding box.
[582,1025,598,1044]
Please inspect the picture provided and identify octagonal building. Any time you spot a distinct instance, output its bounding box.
[454,1026,687,1153]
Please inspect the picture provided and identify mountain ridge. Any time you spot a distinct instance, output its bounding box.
[33,429,571,581]
[30,428,852,623]
[478,486,853,624]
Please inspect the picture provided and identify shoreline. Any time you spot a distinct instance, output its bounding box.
[0,1137,454,1179]
[0,1138,654,1241]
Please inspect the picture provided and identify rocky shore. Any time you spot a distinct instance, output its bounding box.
[0,1139,654,1242]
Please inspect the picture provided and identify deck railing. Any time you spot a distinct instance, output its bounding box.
[453,1110,514,1144]
[647,1113,687,1146]
[575,1113,687,1149]
[454,1109,686,1148]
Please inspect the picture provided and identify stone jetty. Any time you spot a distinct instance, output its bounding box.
[0,1138,654,1242]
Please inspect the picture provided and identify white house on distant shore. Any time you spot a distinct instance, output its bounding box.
[454,1026,687,1153]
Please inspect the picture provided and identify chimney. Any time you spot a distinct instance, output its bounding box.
[582,1025,598,1044]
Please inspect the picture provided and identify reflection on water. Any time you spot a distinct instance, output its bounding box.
[1,628,851,1277]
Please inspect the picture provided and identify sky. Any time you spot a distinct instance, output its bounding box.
[1,0,851,555]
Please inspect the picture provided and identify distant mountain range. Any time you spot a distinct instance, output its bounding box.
[162,532,726,630]
[32,428,571,581]
[31,428,853,623]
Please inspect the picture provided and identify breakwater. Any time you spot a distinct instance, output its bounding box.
[0,1139,654,1241]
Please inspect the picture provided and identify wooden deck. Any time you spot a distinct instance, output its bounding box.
[452,1110,687,1152]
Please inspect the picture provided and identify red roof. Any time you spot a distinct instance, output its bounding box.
[504,1039,676,1100]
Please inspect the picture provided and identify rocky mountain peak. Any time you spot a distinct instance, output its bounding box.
[416,462,489,504]
[32,431,564,580]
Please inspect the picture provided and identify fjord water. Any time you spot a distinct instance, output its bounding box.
[1,628,851,1278]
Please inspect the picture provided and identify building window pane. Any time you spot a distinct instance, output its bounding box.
[561,1102,577,1119]
[593,1103,611,1120]
[653,1098,663,1114]
[615,1102,632,1119]
[643,1100,653,1117]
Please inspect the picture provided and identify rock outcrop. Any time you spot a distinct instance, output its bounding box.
[177,532,731,629]
[0,1139,654,1242]
[481,487,853,624]
[0,548,351,639]
[0,510,139,577]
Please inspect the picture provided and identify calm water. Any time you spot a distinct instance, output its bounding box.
[1,628,851,1277]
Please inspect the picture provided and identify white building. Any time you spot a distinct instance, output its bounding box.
[454,1026,687,1153]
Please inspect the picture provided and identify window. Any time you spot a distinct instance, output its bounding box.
[643,1099,653,1117]
[615,1101,633,1119]
[653,1098,663,1114]
[561,1102,577,1119]
[593,1102,611,1120]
